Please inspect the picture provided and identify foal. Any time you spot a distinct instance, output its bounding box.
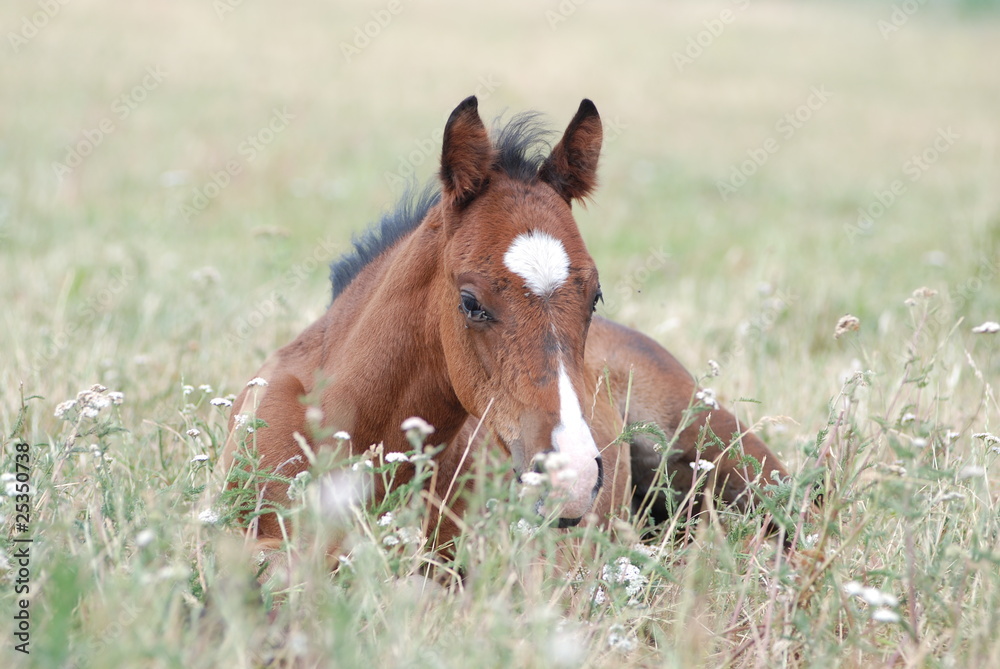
[222,96,789,556]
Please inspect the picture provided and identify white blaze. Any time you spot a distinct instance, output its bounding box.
[503,230,570,297]
[549,362,601,517]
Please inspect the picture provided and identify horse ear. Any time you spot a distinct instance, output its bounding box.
[440,96,493,208]
[539,99,603,203]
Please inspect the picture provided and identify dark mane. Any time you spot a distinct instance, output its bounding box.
[328,111,556,300]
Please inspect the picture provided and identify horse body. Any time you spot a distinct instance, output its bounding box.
[222,96,788,550]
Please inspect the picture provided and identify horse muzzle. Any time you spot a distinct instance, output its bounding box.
[555,454,603,527]
[527,451,603,524]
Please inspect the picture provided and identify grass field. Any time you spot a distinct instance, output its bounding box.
[3,0,1000,667]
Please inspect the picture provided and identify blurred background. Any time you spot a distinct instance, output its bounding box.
[2,0,999,447]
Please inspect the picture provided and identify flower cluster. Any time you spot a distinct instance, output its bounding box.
[695,387,719,410]
[603,556,647,599]
[54,384,124,421]
[843,580,900,623]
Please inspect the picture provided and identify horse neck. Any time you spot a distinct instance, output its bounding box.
[325,212,468,449]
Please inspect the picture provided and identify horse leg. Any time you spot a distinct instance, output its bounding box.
[222,359,314,581]
[586,317,789,524]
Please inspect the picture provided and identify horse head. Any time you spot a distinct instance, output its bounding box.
[434,96,604,524]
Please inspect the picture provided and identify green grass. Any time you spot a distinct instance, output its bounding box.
[2,1,1000,667]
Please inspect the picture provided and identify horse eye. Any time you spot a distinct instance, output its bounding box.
[460,291,492,323]
[592,289,604,314]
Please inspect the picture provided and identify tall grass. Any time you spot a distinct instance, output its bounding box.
[2,1,999,667]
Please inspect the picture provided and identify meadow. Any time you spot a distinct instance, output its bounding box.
[2,0,1000,667]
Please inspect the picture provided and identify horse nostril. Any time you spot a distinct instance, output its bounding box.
[593,455,603,496]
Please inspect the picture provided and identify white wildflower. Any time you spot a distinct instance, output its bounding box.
[602,556,647,599]
[959,465,985,479]
[318,471,366,519]
[382,534,400,547]
[108,391,124,405]
[690,459,716,472]
[939,491,965,502]
[520,471,547,487]
[210,397,232,408]
[191,454,209,463]
[333,430,351,441]
[305,406,324,424]
[136,529,155,548]
[589,585,607,605]
[802,533,820,548]
[843,581,864,596]
[186,428,201,438]
[236,413,256,433]
[872,608,901,623]
[695,388,719,410]
[861,587,898,608]
[287,631,309,657]
[351,459,373,471]
[385,452,409,463]
[247,377,268,387]
[198,508,220,524]
[974,432,999,446]
[155,565,190,582]
[377,512,394,527]
[911,437,927,449]
[972,321,1000,334]
[834,314,861,339]
[607,624,637,653]
[183,385,194,396]
[54,399,77,419]
[397,527,422,545]
[539,451,571,472]
[706,359,721,378]
[511,518,537,537]
[400,416,435,436]
[545,624,586,669]
[191,266,221,286]
[198,384,213,393]
[900,412,916,425]
[553,468,578,483]
[845,581,898,608]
